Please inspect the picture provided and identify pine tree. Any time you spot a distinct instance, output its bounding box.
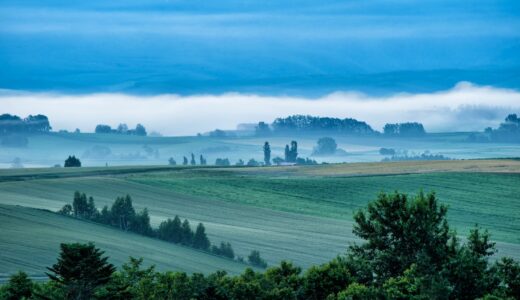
[190,153,196,165]
[183,156,188,165]
[181,219,194,246]
[46,243,115,300]
[193,223,210,250]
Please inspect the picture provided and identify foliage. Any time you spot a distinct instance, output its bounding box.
[4,191,520,299]
[384,122,426,137]
[193,223,211,251]
[212,242,235,259]
[215,158,231,166]
[272,115,374,135]
[46,243,115,300]
[94,123,147,136]
[255,122,271,136]
[284,140,298,162]
[246,158,260,167]
[0,114,51,135]
[312,137,338,155]
[168,157,176,165]
[482,113,520,143]
[263,142,271,166]
[247,250,267,268]
[0,271,33,300]
[64,155,81,167]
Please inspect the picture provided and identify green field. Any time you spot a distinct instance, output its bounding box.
[0,204,250,282]
[1,160,519,280]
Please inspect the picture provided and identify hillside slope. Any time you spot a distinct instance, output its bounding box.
[0,204,250,281]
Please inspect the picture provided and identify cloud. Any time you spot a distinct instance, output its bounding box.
[1,83,519,135]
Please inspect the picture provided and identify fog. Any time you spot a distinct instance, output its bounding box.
[1,82,519,136]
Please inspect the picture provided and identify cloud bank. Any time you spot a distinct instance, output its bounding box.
[1,83,519,136]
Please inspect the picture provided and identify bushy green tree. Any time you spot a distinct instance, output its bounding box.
[181,219,194,246]
[111,195,136,231]
[158,216,183,244]
[0,271,33,300]
[46,243,115,300]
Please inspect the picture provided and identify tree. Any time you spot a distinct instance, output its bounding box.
[131,208,153,236]
[183,156,188,165]
[111,195,136,231]
[248,250,268,268]
[64,155,81,167]
[72,191,88,218]
[312,137,337,155]
[215,158,230,166]
[284,141,298,162]
[200,155,207,165]
[247,158,260,167]
[134,124,147,136]
[158,216,183,244]
[255,122,271,136]
[46,243,115,300]
[272,157,284,165]
[235,159,245,166]
[168,157,176,165]
[192,223,210,251]
[190,154,196,165]
[1,271,33,300]
[181,219,194,246]
[263,142,271,166]
[95,124,112,134]
[351,191,453,283]
[117,123,129,134]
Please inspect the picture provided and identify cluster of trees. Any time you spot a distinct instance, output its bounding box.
[383,122,426,137]
[64,155,81,167]
[472,113,520,143]
[269,115,375,135]
[312,137,338,155]
[95,123,147,136]
[284,141,298,162]
[0,114,51,135]
[379,147,396,155]
[58,192,265,265]
[381,151,451,162]
[6,191,520,299]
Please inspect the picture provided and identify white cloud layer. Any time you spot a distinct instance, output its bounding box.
[1,82,519,136]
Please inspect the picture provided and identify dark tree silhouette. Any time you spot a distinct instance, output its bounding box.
[263,142,271,166]
[64,155,81,167]
[46,243,115,300]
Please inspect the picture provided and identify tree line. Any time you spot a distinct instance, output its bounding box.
[3,190,519,299]
[254,115,427,137]
[58,192,266,266]
[0,114,51,135]
[469,113,520,143]
[95,123,147,136]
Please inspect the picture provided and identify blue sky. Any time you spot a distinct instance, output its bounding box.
[1,0,519,95]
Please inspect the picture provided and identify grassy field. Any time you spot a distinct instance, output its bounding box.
[0,204,251,282]
[1,159,519,281]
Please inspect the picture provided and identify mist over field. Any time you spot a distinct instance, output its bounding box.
[1,83,519,135]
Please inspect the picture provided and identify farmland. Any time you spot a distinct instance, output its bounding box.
[1,159,519,281]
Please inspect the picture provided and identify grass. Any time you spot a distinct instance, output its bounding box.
[0,204,251,282]
[0,160,519,279]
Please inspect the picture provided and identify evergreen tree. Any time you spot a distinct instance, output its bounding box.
[200,155,207,165]
[248,250,268,268]
[131,208,153,237]
[192,223,210,250]
[190,153,196,165]
[181,219,194,246]
[263,142,271,166]
[158,216,182,243]
[183,156,188,165]
[46,243,115,300]
[72,191,88,218]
